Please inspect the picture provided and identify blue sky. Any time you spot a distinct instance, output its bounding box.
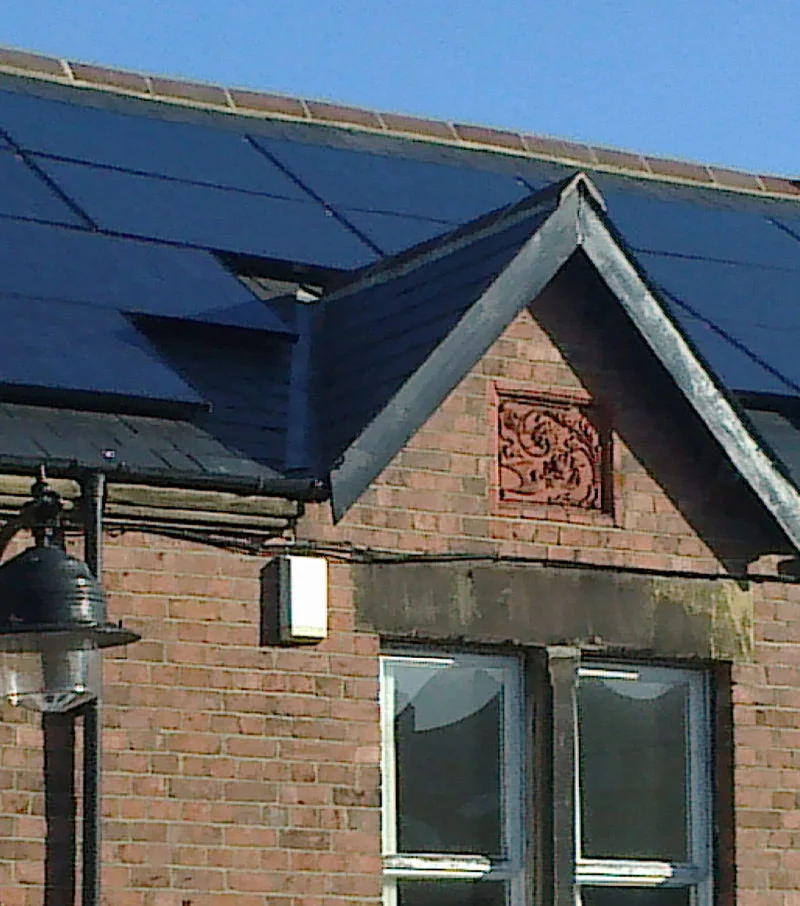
[3,1,798,176]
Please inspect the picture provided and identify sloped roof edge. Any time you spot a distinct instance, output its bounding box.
[0,44,798,201]
[330,175,800,555]
[578,202,800,552]
[329,181,582,519]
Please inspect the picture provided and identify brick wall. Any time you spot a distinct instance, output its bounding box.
[0,532,381,906]
[300,290,800,904]
[1,283,798,902]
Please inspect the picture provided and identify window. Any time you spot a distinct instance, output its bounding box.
[381,652,713,906]
[576,664,712,906]
[380,652,525,906]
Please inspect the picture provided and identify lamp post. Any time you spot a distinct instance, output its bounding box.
[0,469,139,905]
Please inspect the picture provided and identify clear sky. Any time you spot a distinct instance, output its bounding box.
[2,1,798,177]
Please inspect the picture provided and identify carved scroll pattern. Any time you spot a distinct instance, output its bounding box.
[498,395,605,509]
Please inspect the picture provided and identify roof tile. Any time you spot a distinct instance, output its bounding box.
[708,166,762,192]
[379,112,455,140]
[0,47,65,77]
[592,146,649,173]
[305,100,383,130]
[229,89,308,119]
[150,76,231,108]
[70,62,151,94]
[759,175,800,197]
[644,156,712,184]
[454,124,526,152]
[522,134,596,165]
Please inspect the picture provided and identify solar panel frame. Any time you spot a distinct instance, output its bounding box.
[638,252,800,332]
[0,146,85,225]
[339,209,453,255]
[0,216,294,332]
[0,88,311,198]
[665,304,799,397]
[36,157,378,270]
[604,188,800,268]
[249,134,531,223]
[0,295,205,406]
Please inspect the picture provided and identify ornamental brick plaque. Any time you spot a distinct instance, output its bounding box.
[497,390,608,511]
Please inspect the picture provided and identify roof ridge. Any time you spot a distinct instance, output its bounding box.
[0,44,798,202]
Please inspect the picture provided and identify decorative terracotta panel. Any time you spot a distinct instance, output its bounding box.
[497,390,608,511]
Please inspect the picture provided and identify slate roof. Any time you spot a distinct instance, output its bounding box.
[1,48,800,540]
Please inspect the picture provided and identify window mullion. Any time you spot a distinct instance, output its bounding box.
[547,645,581,906]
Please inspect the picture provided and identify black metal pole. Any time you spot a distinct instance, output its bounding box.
[41,476,77,906]
[82,472,105,906]
[43,711,76,906]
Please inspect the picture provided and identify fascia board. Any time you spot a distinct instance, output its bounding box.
[329,190,582,521]
[578,199,800,552]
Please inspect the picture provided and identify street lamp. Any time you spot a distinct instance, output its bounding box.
[0,471,138,709]
[0,469,139,906]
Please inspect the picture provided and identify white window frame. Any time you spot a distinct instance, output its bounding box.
[380,651,526,906]
[575,663,713,906]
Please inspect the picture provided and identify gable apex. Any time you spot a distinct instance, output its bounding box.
[327,175,800,556]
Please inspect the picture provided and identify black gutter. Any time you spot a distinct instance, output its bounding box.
[0,456,331,502]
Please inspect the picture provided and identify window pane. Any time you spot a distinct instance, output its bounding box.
[578,671,689,861]
[398,880,507,906]
[391,659,505,855]
[581,886,690,906]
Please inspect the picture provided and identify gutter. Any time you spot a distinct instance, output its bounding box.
[0,455,331,502]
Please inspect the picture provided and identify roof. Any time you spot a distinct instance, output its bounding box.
[0,47,800,547]
[1,45,798,199]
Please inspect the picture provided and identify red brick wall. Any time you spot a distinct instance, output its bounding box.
[0,532,381,906]
[0,295,798,903]
[300,299,800,904]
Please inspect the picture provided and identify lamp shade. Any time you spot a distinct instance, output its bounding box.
[0,545,139,711]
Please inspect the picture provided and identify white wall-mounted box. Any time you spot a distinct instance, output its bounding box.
[264,555,328,644]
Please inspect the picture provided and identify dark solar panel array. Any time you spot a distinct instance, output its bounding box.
[661,297,799,397]
[251,134,531,254]
[0,88,308,196]
[0,295,203,405]
[601,185,800,398]
[0,217,291,332]
[36,157,378,268]
[604,187,800,268]
[0,146,84,225]
[1,77,800,473]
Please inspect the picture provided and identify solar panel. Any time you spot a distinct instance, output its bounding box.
[342,210,453,255]
[0,295,203,405]
[768,215,800,249]
[0,147,84,225]
[250,135,529,223]
[666,305,798,397]
[636,251,800,394]
[0,88,310,198]
[0,217,293,332]
[638,252,800,333]
[37,157,378,270]
[603,187,800,269]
